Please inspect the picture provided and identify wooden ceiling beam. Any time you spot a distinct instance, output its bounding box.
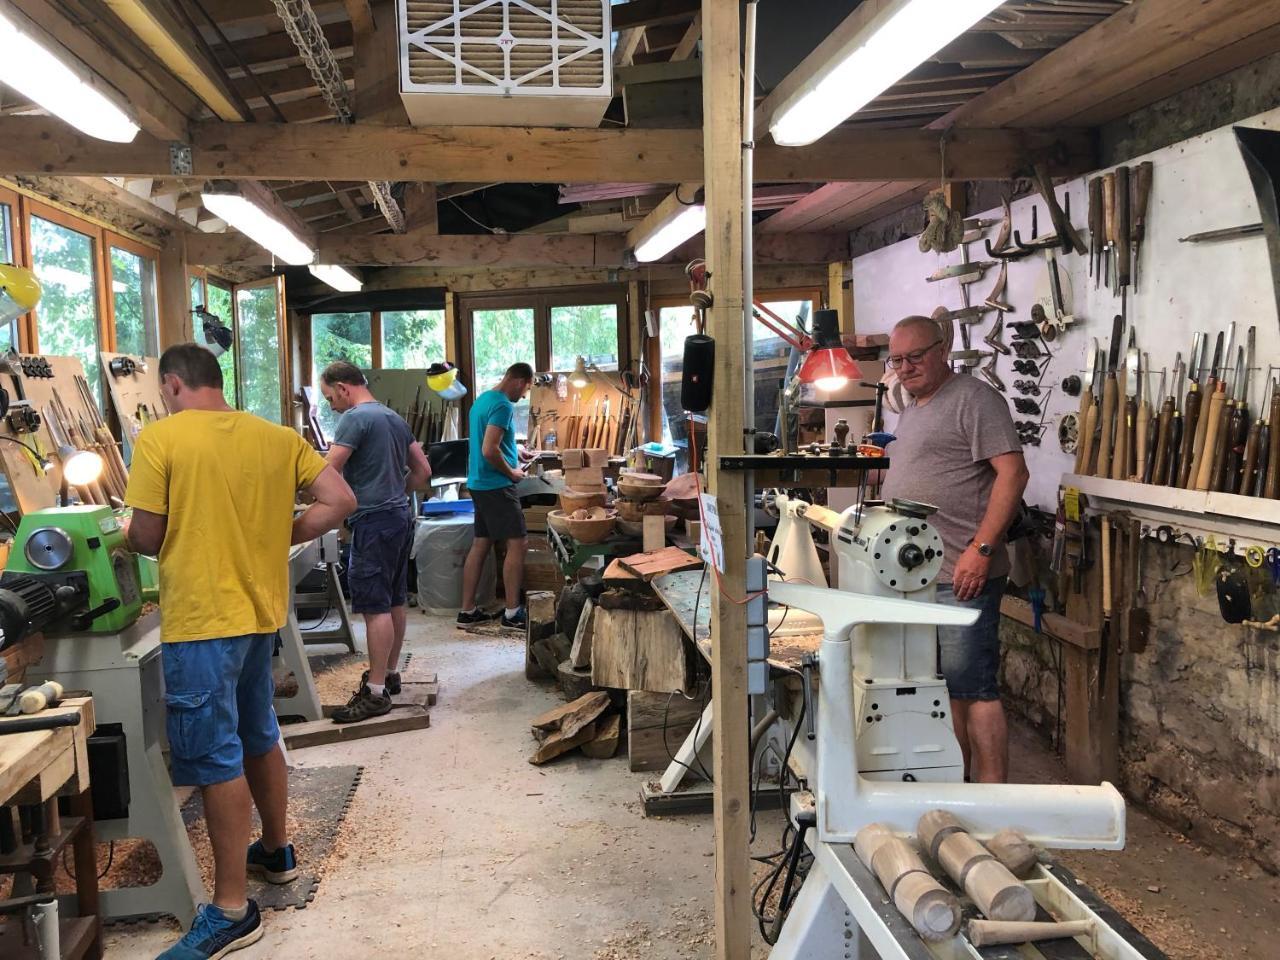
[937,0,1280,128]
[611,0,700,32]
[230,60,353,103]
[4,0,191,140]
[214,22,354,70]
[185,227,846,268]
[0,118,1093,183]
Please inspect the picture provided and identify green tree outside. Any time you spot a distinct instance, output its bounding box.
[29,215,102,405]
[236,284,284,422]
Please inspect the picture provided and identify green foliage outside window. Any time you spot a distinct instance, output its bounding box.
[549,304,619,371]
[30,216,102,405]
[235,285,283,422]
[311,312,372,436]
[382,310,446,369]
[205,283,237,407]
[110,247,158,358]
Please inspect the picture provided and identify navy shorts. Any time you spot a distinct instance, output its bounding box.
[471,486,526,542]
[162,633,280,788]
[935,576,1007,701]
[348,504,415,614]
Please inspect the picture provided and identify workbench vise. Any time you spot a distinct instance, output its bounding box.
[0,505,142,649]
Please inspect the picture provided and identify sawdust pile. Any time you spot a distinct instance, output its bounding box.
[592,906,714,960]
[312,653,369,704]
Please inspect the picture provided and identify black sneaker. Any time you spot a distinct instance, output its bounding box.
[157,900,263,959]
[246,839,298,884]
[359,670,402,697]
[501,607,527,629]
[331,687,392,724]
[456,607,498,627]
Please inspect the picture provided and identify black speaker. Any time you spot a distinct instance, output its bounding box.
[680,334,715,413]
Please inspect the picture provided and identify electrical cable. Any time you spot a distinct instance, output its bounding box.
[298,605,334,631]
[448,197,500,235]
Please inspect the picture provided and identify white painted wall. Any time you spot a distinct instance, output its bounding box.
[852,106,1280,509]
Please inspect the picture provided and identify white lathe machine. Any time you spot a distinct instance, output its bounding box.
[764,496,1161,959]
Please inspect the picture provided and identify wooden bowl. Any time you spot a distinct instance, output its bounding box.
[614,496,672,521]
[618,470,665,486]
[547,510,573,537]
[559,487,607,513]
[617,480,665,502]
[563,508,616,544]
[618,515,677,538]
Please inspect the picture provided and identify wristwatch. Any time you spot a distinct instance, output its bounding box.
[971,540,994,557]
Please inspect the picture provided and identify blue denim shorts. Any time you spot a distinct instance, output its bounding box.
[348,504,415,614]
[935,576,1007,701]
[161,633,281,787]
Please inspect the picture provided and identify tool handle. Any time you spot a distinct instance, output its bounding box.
[1254,424,1270,497]
[1166,413,1184,487]
[1079,397,1099,476]
[1152,398,1173,483]
[1268,385,1280,498]
[1132,161,1154,242]
[1242,420,1262,496]
[1097,375,1118,478]
[1213,402,1242,492]
[1179,387,1203,488]
[1102,173,1117,246]
[1112,387,1132,481]
[967,919,1093,948]
[1101,516,1112,619]
[1225,403,1250,491]
[1136,400,1152,481]
[1196,386,1227,491]
[1115,166,1132,288]
[1073,388,1094,474]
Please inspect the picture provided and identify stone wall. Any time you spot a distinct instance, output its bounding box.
[1000,540,1280,874]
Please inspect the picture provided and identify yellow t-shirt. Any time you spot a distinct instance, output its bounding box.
[124,409,328,643]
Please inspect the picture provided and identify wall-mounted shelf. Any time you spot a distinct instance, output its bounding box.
[1061,473,1280,549]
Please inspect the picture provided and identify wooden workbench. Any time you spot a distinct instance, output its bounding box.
[0,697,103,960]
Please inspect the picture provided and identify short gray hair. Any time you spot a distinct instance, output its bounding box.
[892,315,942,338]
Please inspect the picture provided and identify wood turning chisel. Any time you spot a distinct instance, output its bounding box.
[1096,315,1123,478]
[1177,333,1204,488]
[1187,330,1223,487]
[1137,352,1153,482]
[1226,326,1255,492]
[1074,339,1100,475]
[1242,368,1269,496]
[1167,359,1187,486]
[1149,366,1171,485]
[1115,165,1132,292]
[1115,331,1139,481]
[1102,172,1117,292]
[1131,161,1154,291]
[1265,376,1280,499]
[1088,176,1103,285]
[1210,346,1243,492]
[1196,376,1228,492]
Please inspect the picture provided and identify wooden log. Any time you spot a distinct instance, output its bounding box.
[627,689,702,771]
[569,599,596,669]
[966,919,1092,947]
[917,809,965,860]
[986,828,1038,879]
[591,605,693,693]
[531,690,609,738]
[935,832,1036,922]
[529,720,597,765]
[581,713,622,759]
[526,590,558,680]
[557,660,597,701]
[530,637,562,678]
[854,823,961,943]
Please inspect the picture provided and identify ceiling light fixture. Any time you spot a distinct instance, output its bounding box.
[201,191,316,266]
[309,264,363,293]
[0,4,140,143]
[633,201,707,263]
[769,0,1005,146]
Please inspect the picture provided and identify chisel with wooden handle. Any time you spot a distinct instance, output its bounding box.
[1109,359,1127,481]
[1136,353,1153,481]
[1152,377,1173,487]
[1114,336,1138,481]
[1216,344,1248,491]
[1178,335,1204,488]
[1167,359,1186,487]
[1187,331,1223,486]
[1102,173,1117,291]
[1088,176,1104,286]
[1196,382,1227,491]
[1096,315,1123,477]
[1262,377,1279,498]
[1131,161,1153,290]
[1074,340,1099,474]
[1115,165,1132,291]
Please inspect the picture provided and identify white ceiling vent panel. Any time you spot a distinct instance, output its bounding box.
[399,0,613,127]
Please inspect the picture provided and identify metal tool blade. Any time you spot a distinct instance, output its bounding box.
[1223,321,1237,380]
[1143,351,1152,408]
[1233,346,1246,402]
[1093,341,1105,393]
[1125,344,1140,399]
[1189,332,1204,383]
[1156,365,1166,405]
[1244,326,1256,406]
[1084,337,1099,384]
[1176,358,1187,409]
[1108,315,1124,372]
[1210,331,1224,382]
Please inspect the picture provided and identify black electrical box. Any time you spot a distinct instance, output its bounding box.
[87,724,130,821]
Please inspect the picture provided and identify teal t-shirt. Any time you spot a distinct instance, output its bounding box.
[468,388,517,490]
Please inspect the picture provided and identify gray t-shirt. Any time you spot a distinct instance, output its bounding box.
[332,402,415,521]
[881,374,1022,583]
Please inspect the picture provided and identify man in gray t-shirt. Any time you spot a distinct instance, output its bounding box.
[320,362,431,723]
[881,315,1028,783]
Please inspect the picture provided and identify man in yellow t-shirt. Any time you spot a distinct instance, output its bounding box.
[125,343,355,960]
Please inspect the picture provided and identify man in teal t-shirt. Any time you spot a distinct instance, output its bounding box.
[458,362,534,629]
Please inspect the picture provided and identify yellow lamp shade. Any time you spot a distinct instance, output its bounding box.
[0,265,41,324]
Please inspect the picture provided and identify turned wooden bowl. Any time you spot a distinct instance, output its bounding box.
[559,487,607,513]
[616,480,665,502]
[614,496,672,521]
[562,507,616,544]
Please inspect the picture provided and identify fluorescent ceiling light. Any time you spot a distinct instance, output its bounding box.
[634,204,707,263]
[0,6,140,143]
[309,264,363,293]
[201,192,316,266]
[769,0,1004,146]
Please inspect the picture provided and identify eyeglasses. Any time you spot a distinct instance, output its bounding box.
[886,339,943,370]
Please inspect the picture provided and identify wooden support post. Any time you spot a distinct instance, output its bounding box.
[157,231,189,349]
[828,260,853,334]
[444,291,459,363]
[702,1,751,956]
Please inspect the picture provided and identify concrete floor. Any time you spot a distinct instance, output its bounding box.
[103,610,1279,959]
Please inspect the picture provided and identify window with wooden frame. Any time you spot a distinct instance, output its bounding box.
[0,184,28,353]
[189,273,240,409]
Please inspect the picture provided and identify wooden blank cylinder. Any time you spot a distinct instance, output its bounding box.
[987,829,1038,879]
[855,823,961,943]
[922,812,1037,923]
[967,918,1092,947]
[917,809,965,861]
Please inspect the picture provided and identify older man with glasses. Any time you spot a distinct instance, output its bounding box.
[880,315,1028,784]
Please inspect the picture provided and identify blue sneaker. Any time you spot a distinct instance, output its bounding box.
[247,839,299,884]
[157,901,263,959]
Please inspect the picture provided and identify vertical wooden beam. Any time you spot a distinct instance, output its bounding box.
[828,260,853,334]
[701,2,751,958]
[444,291,459,363]
[157,231,189,349]
[627,279,645,442]
[371,310,384,368]
[356,1,410,124]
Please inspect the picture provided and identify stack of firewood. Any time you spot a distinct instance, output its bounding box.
[528,691,622,765]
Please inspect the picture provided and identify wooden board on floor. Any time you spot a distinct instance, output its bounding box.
[283,706,430,748]
[320,682,434,718]
[618,546,702,581]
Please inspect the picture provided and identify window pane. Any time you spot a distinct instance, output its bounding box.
[190,276,205,314]
[1,202,16,352]
[312,312,372,437]
[472,308,535,435]
[658,306,699,470]
[235,284,283,422]
[754,299,812,436]
[206,283,236,407]
[549,303,619,372]
[382,309,446,369]
[111,247,159,357]
[30,216,101,403]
